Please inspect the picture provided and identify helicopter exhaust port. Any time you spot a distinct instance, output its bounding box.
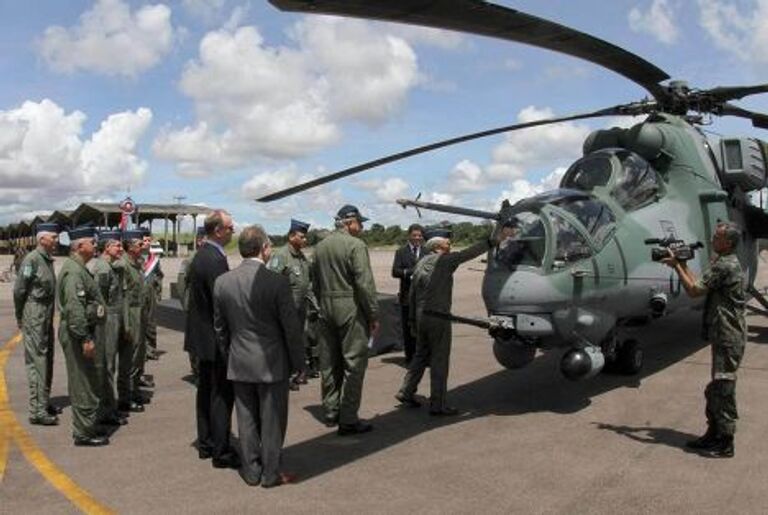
[560,346,605,381]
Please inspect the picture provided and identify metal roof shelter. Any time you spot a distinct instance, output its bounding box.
[1,202,213,255]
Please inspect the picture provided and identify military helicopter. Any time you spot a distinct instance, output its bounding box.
[258,0,768,380]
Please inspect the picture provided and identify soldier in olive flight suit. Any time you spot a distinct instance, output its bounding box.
[58,226,109,446]
[13,222,62,425]
[141,228,163,369]
[663,221,747,458]
[92,230,128,426]
[312,205,379,435]
[268,219,320,383]
[396,225,497,416]
[121,230,146,413]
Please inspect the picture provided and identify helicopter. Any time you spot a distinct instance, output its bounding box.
[258,0,768,380]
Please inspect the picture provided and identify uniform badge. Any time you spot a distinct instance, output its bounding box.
[22,265,32,278]
[96,305,105,319]
[77,289,86,297]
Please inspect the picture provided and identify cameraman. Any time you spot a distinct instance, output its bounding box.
[661,221,746,458]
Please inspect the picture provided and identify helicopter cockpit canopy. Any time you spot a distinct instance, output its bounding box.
[561,149,662,211]
[494,190,616,271]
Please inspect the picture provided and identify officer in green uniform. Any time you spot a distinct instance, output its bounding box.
[121,230,146,412]
[142,228,163,365]
[13,222,62,425]
[58,225,108,446]
[92,230,128,426]
[312,205,378,435]
[663,221,747,458]
[396,225,497,415]
[268,219,320,383]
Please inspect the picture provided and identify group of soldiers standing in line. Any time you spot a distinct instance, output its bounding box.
[13,223,162,446]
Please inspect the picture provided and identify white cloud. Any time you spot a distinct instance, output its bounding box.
[697,0,768,63]
[448,159,486,193]
[154,17,421,174]
[354,177,410,201]
[628,0,680,45]
[37,0,176,77]
[384,24,464,50]
[0,99,152,221]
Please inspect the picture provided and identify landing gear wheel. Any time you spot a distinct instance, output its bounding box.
[616,339,643,375]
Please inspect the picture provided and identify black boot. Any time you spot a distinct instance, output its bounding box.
[708,435,734,458]
[307,357,320,379]
[685,426,719,450]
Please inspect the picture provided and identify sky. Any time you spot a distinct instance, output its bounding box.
[2,0,768,233]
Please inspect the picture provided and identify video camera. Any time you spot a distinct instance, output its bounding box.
[644,237,704,262]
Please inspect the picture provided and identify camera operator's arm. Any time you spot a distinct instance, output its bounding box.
[661,251,707,298]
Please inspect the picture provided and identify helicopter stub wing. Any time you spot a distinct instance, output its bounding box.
[269,0,669,100]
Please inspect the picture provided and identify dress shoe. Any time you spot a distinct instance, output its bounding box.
[139,376,155,388]
[295,375,308,385]
[289,382,300,391]
[118,401,144,413]
[338,420,373,436]
[29,414,59,426]
[47,404,63,416]
[706,435,734,458]
[198,448,212,460]
[212,454,241,469]
[238,468,261,486]
[146,351,159,361]
[307,369,320,379]
[322,414,339,427]
[429,406,459,416]
[395,392,421,408]
[261,472,297,488]
[74,435,109,447]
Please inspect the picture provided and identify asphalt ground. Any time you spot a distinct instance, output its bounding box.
[2,251,768,514]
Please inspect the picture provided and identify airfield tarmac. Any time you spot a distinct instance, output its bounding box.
[2,250,768,514]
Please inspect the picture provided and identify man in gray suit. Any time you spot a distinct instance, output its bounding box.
[213,225,305,488]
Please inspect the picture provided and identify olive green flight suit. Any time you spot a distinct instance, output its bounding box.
[92,256,127,418]
[122,254,145,402]
[58,255,106,439]
[399,240,491,411]
[268,245,320,366]
[143,258,163,357]
[696,253,747,437]
[13,247,57,419]
[312,230,378,424]
[179,251,199,376]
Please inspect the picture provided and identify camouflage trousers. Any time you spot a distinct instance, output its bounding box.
[705,339,745,436]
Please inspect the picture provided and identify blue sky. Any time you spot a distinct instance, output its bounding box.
[1,0,767,233]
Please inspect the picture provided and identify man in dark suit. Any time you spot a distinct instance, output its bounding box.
[183,209,239,469]
[391,224,424,363]
[214,225,305,487]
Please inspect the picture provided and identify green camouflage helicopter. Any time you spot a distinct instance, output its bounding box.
[259,0,768,380]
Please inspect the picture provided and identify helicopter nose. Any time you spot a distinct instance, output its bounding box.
[482,268,569,313]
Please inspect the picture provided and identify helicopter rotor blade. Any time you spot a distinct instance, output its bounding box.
[720,103,768,129]
[704,84,768,103]
[257,106,624,202]
[268,0,670,100]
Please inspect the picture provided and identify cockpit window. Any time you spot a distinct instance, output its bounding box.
[494,211,545,269]
[549,212,592,265]
[561,154,613,191]
[611,151,661,210]
[553,198,615,245]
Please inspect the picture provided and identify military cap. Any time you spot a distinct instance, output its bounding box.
[98,229,123,242]
[35,222,60,234]
[67,225,97,241]
[289,218,310,234]
[336,204,369,222]
[424,225,453,241]
[123,229,144,241]
[140,227,151,237]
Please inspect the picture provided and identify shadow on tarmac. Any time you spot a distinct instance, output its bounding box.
[282,315,709,481]
[592,422,698,452]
